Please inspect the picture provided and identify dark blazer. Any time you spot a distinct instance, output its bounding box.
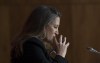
[11,37,68,63]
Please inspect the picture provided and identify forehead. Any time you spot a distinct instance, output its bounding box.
[49,17,60,26]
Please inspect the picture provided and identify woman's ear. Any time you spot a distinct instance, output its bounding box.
[43,26,47,37]
[44,25,49,32]
[44,24,50,31]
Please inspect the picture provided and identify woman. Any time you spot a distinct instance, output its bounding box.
[11,5,70,63]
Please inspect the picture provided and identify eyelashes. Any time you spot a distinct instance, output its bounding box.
[54,26,58,28]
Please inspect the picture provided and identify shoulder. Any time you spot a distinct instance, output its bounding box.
[22,37,47,56]
[23,37,45,50]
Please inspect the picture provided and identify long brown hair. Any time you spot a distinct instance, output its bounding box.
[11,5,61,58]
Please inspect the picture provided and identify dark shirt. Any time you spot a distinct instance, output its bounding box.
[11,37,68,63]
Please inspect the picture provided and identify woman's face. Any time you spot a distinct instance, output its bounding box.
[45,16,60,41]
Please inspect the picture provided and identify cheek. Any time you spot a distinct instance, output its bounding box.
[46,27,55,39]
[48,27,54,35]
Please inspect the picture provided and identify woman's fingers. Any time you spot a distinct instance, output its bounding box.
[54,35,70,57]
[55,35,69,46]
[65,42,70,47]
[59,35,62,44]
[63,37,67,45]
[54,36,58,45]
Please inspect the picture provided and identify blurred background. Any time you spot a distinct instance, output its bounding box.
[0,0,100,63]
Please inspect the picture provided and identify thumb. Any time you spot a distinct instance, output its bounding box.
[66,42,70,47]
[53,36,58,45]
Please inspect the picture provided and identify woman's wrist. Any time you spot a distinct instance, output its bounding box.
[56,53,65,58]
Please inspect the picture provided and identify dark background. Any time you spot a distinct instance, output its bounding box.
[0,0,100,63]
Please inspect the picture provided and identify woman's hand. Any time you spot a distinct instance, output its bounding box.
[53,35,70,58]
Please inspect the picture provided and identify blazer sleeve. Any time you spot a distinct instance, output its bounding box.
[22,41,68,63]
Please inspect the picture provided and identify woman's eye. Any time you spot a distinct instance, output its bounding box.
[54,26,57,28]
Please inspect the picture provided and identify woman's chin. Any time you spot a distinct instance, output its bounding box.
[47,36,53,42]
